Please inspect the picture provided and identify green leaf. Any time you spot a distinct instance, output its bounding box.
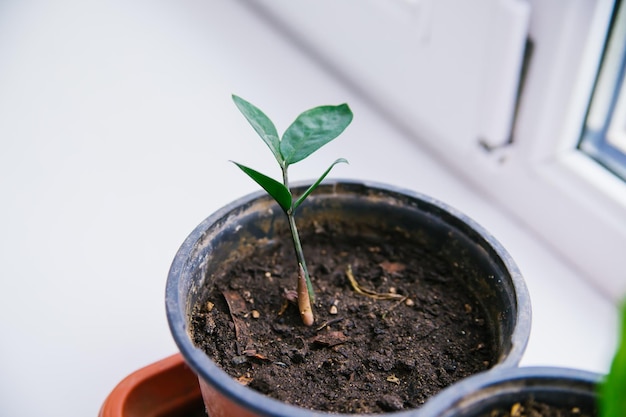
[280,103,353,165]
[293,158,348,210]
[231,161,292,212]
[601,302,626,417]
[232,95,283,164]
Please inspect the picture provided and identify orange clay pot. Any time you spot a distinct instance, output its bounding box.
[99,353,205,417]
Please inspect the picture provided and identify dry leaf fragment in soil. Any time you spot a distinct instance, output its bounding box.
[379,260,406,275]
[222,290,253,355]
[346,265,406,300]
[309,331,349,347]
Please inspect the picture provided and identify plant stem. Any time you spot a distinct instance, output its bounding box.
[283,166,315,326]
[287,213,315,302]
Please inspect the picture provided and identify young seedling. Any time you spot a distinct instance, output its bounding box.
[230,94,353,326]
[600,301,626,417]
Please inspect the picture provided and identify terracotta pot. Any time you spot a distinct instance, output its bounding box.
[99,353,205,417]
[417,366,601,417]
[165,179,532,417]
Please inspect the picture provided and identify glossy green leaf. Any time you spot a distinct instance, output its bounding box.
[293,158,348,210]
[600,302,626,417]
[231,161,292,212]
[232,95,283,164]
[280,103,353,165]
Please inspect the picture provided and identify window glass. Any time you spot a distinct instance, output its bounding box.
[579,0,626,181]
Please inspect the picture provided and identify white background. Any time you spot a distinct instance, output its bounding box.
[0,1,617,417]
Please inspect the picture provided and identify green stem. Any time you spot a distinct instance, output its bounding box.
[287,213,315,303]
[283,166,315,304]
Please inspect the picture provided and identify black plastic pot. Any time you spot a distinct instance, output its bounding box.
[417,366,601,417]
[165,179,531,417]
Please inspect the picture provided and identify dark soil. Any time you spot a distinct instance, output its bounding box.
[190,227,498,414]
[482,399,594,417]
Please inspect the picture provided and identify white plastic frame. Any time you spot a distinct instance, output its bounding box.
[517,0,626,300]
[458,0,626,300]
[242,0,626,300]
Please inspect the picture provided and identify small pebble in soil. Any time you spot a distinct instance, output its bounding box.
[232,355,247,365]
[377,394,404,411]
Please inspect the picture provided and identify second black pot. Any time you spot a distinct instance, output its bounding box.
[418,366,601,417]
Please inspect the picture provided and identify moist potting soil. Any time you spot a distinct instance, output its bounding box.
[190,226,497,414]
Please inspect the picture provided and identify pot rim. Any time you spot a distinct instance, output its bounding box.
[165,178,532,417]
[416,365,602,417]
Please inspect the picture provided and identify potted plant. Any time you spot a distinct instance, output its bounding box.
[416,302,626,417]
[165,96,532,416]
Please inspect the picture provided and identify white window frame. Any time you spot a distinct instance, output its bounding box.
[486,0,626,300]
[389,0,626,300]
[243,0,626,300]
